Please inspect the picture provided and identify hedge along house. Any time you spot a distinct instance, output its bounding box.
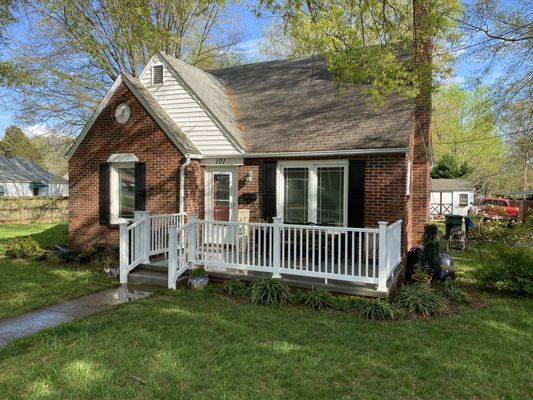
[67,23,432,296]
[0,149,68,197]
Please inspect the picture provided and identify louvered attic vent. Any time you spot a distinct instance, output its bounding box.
[153,65,164,84]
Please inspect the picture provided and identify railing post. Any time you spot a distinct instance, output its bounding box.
[188,213,197,264]
[377,221,388,293]
[134,211,150,263]
[272,217,282,279]
[119,223,129,284]
[168,226,177,289]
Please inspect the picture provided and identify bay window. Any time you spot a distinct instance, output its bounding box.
[278,161,348,226]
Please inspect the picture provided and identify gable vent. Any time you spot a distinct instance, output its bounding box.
[152,65,164,84]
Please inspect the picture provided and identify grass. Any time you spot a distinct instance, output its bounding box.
[0,289,531,399]
[0,222,116,319]
[0,221,531,398]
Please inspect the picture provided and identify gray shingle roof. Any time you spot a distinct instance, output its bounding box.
[431,179,475,191]
[121,73,201,155]
[207,56,416,153]
[0,156,66,183]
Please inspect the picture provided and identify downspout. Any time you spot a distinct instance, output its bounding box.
[179,156,191,215]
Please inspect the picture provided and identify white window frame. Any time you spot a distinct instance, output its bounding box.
[151,64,164,85]
[110,162,136,224]
[277,160,349,226]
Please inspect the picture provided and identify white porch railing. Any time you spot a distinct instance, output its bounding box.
[119,211,185,283]
[166,215,403,294]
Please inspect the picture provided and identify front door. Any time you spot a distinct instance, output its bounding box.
[205,168,237,246]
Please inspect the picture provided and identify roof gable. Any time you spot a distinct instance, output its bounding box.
[138,54,243,155]
[65,75,200,160]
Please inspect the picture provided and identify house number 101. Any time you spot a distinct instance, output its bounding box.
[216,158,226,164]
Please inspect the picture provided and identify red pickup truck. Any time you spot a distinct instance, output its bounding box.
[469,197,520,221]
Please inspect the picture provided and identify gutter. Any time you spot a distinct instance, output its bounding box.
[179,156,191,214]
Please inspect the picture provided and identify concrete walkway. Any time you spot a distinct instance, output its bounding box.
[0,285,152,346]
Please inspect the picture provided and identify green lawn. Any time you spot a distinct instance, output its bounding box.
[0,289,531,399]
[0,222,531,399]
[0,222,116,319]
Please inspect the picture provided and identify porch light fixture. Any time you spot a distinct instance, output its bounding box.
[245,170,253,182]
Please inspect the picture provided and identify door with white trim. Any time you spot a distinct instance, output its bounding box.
[205,167,237,245]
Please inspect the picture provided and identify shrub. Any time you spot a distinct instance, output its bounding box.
[301,289,335,310]
[78,251,94,264]
[474,245,533,296]
[5,237,40,258]
[424,224,440,276]
[331,296,361,311]
[250,278,289,306]
[222,279,248,297]
[58,250,81,263]
[288,288,306,304]
[190,267,207,277]
[444,280,468,304]
[394,284,448,315]
[358,299,402,320]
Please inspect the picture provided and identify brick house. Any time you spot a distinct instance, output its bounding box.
[67,50,431,295]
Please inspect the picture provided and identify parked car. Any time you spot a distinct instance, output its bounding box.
[469,197,519,221]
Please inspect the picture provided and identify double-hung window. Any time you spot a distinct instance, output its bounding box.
[278,161,348,226]
[111,163,136,222]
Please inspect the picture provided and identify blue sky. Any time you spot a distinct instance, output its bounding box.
[0,2,485,137]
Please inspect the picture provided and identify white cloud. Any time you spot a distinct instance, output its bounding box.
[24,123,52,137]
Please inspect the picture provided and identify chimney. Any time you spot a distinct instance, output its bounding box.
[413,0,433,145]
[4,149,14,158]
[409,0,433,247]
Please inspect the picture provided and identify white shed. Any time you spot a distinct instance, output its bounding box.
[430,179,475,217]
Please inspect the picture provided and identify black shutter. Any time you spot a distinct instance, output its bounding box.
[99,163,110,225]
[348,160,365,228]
[134,162,146,211]
[262,161,277,222]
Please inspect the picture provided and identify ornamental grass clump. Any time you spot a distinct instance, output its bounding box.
[250,278,290,306]
[301,289,335,310]
[444,280,468,304]
[222,279,249,297]
[357,299,402,320]
[394,284,448,315]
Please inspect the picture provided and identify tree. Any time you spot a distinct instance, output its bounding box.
[9,0,245,134]
[430,153,472,179]
[0,125,45,166]
[0,0,29,86]
[257,0,462,105]
[256,18,306,60]
[455,0,532,110]
[501,100,533,193]
[432,84,506,193]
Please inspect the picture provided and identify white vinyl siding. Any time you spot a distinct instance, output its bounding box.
[140,56,239,155]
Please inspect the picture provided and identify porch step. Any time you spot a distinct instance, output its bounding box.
[129,261,180,288]
[129,270,167,287]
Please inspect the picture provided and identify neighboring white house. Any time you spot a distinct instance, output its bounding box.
[0,150,68,197]
[430,178,475,217]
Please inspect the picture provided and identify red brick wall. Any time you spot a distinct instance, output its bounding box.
[69,84,428,256]
[68,82,186,250]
